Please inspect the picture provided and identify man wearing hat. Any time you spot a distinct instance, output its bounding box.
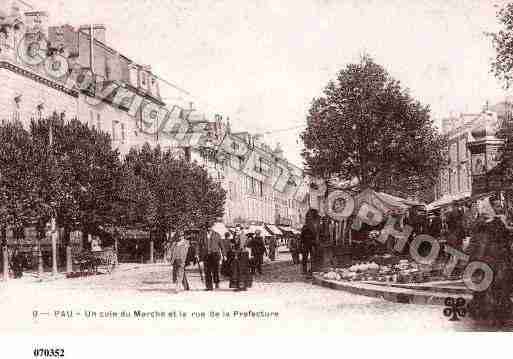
[247,229,267,275]
[167,229,190,292]
[201,226,225,291]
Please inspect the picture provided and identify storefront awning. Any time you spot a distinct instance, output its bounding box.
[248,225,273,237]
[211,222,233,237]
[354,189,410,216]
[278,226,299,235]
[265,224,283,236]
[427,192,471,211]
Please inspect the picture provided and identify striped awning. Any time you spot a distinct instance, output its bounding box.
[248,225,272,237]
[265,224,283,235]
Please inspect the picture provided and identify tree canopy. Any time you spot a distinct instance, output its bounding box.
[490,3,513,89]
[122,143,226,234]
[490,4,513,211]
[0,114,225,244]
[301,55,446,201]
[29,114,122,236]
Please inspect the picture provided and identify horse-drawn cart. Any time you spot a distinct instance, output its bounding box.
[72,247,117,275]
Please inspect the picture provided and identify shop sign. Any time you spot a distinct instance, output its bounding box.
[486,145,502,172]
[472,174,488,196]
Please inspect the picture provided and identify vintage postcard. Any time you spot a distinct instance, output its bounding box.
[1,0,513,357]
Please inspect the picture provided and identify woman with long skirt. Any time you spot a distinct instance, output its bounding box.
[467,195,513,322]
[229,226,252,291]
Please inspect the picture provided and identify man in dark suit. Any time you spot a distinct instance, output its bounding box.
[247,230,267,275]
[201,228,225,291]
[300,209,319,275]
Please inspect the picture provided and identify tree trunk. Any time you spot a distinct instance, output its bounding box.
[37,225,44,276]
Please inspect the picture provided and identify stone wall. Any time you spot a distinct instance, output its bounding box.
[0,65,78,126]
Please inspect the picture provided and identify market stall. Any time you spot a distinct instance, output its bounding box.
[247,225,272,237]
[353,189,411,217]
[211,222,230,237]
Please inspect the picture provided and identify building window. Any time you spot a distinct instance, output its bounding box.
[112,120,119,141]
[449,142,457,165]
[229,181,235,200]
[121,123,125,143]
[459,137,467,162]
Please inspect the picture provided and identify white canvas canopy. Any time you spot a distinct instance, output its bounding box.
[265,224,283,236]
[247,225,272,237]
[353,188,411,216]
[211,222,229,237]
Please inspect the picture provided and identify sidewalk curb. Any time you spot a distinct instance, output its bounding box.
[312,274,472,306]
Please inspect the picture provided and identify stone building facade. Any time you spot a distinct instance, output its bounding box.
[432,110,501,207]
[0,4,310,230]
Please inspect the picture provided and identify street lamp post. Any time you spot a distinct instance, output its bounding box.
[37,222,44,277]
[2,228,8,281]
[48,113,59,276]
[50,216,57,276]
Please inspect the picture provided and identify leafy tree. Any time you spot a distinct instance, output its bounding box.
[30,114,122,243]
[301,55,446,201]
[489,4,513,212]
[489,4,513,89]
[121,143,226,236]
[0,121,52,240]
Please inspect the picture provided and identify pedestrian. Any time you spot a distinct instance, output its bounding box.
[201,227,225,291]
[428,213,442,240]
[446,205,465,250]
[168,230,190,292]
[229,225,252,291]
[10,247,24,278]
[247,230,267,275]
[268,235,277,261]
[300,209,319,275]
[221,231,233,277]
[288,235,300,265]
[467,195,513,321]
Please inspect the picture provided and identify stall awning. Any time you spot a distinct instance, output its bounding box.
[265,224,283,235]
[278,226,295,235]
[354,189,410,216]
[248,225,272,237]
[211,222,230,237]
[427,192,471,211]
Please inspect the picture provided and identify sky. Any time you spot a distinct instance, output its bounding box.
[28,0,513,166]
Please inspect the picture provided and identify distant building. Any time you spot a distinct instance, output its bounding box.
[190,120,311,229]
[0,4,311,230]
[432,110,502,208]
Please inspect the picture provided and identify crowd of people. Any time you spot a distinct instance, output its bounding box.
[164,224,286,292]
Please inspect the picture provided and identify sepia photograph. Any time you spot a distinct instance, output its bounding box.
[2,0,513,356]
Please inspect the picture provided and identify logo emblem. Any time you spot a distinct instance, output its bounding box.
[443,297,467,321]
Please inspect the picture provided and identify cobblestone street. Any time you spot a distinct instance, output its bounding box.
[0,254,462,335]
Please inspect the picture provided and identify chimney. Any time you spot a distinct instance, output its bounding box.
[24,10,48,35]
[79,24,106,43]
[92,24,105,43]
